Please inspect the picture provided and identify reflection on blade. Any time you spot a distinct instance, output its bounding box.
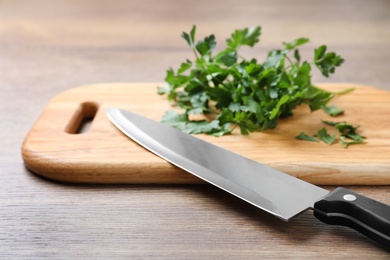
[107,108,329,221]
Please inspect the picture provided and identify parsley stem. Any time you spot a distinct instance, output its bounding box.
[331,87,355,96]
[191,45,200,60]
[285,55,294,67]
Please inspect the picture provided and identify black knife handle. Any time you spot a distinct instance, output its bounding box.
[313,187,390,248]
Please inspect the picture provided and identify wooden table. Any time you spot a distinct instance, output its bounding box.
[1,0,389,258]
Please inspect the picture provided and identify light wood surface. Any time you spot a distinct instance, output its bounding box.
[22,83,390,185]
[1,0,390,258]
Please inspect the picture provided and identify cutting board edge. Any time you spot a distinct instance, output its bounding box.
[21,140,204,184]
[22,142,390,185]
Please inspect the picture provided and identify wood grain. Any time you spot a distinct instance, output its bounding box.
[1,0,390,258]
[22,83,390,185]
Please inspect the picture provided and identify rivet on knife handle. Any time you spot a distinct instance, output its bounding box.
[314,187,390,248]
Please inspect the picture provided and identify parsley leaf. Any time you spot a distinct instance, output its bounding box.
[314,45,344,77]
[340,136,364,148]
[316,127,336,145]
[161,110,232,136]
[181,26,196,47]
[295,132,320,143]
[283,38,309,51]
[323,105,344,116]
[226,26,261,49]
[196,34,216,56]
[160,110,189,130]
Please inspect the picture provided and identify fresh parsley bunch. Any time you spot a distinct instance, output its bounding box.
[158,25,345,136]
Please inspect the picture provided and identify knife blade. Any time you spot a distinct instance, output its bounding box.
[107,108,390,248]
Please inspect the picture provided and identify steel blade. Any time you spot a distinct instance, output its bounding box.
[107,108,329,221]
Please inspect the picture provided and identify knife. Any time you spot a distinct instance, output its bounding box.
[106,108,390,248]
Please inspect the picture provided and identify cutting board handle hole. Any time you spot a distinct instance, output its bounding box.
[65,102,99,134]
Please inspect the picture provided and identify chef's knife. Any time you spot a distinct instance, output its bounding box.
[107,108,390,248]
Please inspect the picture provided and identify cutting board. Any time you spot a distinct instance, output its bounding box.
[22,83,390,185]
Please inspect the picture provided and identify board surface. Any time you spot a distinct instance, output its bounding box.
[22,83,390,185]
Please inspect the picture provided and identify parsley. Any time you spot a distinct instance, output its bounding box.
[158,25,346,136]
[323,105,344,117]
[295,132,320,143]
[296,121,366,148]
[314,45,345,77]
[316,127,336,145]
[323,120,366,148]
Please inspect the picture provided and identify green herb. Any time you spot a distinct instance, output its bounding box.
[323,120,366,147]
[314,45,345,77]
[323,105,344,117]
[158,25,345,136]
[295,132,319,143]
[160,110,231,137]
[315,127,336,145]
[297,120,366,148]
[339,136,364,148]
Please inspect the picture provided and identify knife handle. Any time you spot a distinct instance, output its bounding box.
[313,187,390,248]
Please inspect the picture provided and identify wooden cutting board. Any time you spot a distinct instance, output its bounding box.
[22,83,390,185]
